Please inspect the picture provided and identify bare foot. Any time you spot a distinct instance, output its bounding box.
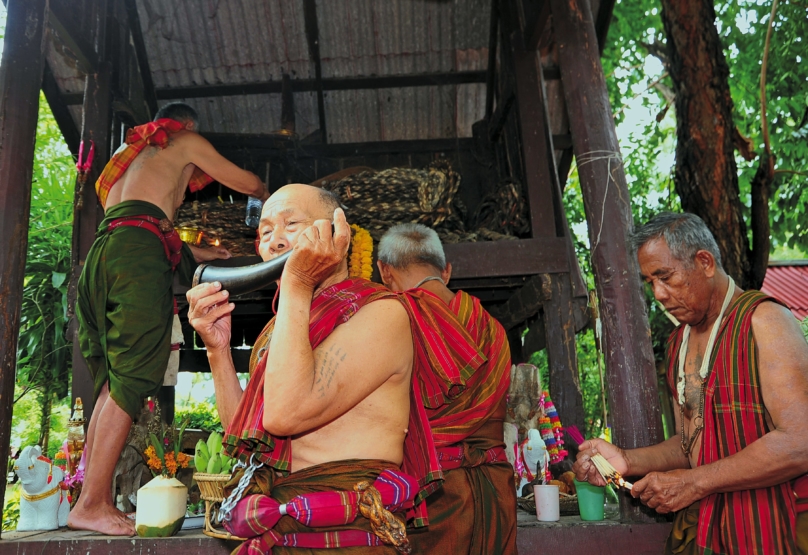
[68,503,135,536]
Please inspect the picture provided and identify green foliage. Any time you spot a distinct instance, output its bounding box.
[599,0,808,252]
[12,92,74,455]
[2,485,20,532]
[717,1,808,252]
[175,402,224,433]
[528,330,608,440]
[552,0,807,440]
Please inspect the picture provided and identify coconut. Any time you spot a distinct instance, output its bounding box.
[135,476,187,537]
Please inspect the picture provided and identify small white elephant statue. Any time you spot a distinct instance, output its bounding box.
[14,445,70,531]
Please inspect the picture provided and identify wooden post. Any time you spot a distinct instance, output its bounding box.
[542,274,587,439]
[0,0,49,537]
[69,0,113,421]
[551,0,663,521]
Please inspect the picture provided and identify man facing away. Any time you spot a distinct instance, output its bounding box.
[69,102,268,536]
[574,212,808,555]
[377,223,517,555]
[186,185,485,554]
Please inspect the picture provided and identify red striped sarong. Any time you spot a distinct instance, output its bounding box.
[665,290,805,555]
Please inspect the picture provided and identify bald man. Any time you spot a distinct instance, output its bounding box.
[186,185,485,554]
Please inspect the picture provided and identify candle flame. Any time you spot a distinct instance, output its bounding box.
[214,239,221,247]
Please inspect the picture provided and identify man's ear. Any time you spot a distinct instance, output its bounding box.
[377,261,390,286]
[441,262,452,286]
[185,120,197,132]
[694,249,717,278]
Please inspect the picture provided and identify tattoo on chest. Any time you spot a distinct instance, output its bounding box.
[313,345,346,399]
[683,353,703,412]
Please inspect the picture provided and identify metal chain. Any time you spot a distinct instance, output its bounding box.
[217,454,264,523]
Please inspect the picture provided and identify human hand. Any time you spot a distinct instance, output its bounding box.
[283,208,351,292]
[631,469,702,513]
[186,281,234,352]
[190,245,233,263]
[573,439,630,487]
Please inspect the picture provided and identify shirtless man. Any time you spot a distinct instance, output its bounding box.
[573,212,808,554]
[70,102,268,536]
[187,185,424,553]
[188,185,413,470]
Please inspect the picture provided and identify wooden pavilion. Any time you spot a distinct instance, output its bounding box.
[0,0,670,550]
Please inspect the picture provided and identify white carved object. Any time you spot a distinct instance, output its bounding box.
[15,445,70,531]
[505,364,543,441]
[517,429,547,495]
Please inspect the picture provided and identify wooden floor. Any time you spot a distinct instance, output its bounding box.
[0,510,672,554]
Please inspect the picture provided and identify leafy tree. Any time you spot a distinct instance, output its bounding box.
[556,0,806,438]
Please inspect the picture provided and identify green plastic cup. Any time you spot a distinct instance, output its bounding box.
[574,479,605,521]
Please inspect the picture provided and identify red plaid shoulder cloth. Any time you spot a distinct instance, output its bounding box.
[666,290,808,554]
[426,290,511,447]
[95,118,214,208]
[222,278,486,527]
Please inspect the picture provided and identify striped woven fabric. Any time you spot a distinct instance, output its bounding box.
[94,118,213,208]
[426,290,510,447]
[224,469,417,539]
[222,278,485,526]
[665,290,799,555]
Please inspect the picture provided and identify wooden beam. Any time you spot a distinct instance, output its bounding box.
[488,273,552,330]
[484,0,499,120]
[207,135,475,158]
[522,0,551,51]
[0,0,49,538]
[49,1,99,73]
[595,0,618,54]
[303,0,327,144]
[488,87,515,142]
[503,0,559,239]
[123,0,158,119]
[542,272,586,441]
[446,237,568,279]
[552,0,662,522]
[42,62,80,155]
[63,71,494,105]
[70,62,114,423]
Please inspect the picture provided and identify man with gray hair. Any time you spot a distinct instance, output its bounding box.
[574,212,808,554]
[377,223,517,555]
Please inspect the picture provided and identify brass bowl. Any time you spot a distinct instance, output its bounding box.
[176,227,204,246]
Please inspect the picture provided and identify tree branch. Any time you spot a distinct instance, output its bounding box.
[641,41,669,68]
[760,0,779,160]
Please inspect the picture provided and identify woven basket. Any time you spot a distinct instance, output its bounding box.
[193,473,246,541]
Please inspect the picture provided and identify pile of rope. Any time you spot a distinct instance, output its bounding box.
[323,160,527,244]
[174,160,530,255]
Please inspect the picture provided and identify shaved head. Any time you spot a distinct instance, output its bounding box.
[269,184,341,221]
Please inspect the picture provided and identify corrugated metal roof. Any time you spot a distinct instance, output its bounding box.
[140,0,488,141]
[761,262,808,320]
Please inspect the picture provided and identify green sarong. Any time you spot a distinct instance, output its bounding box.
[76,200,195,420]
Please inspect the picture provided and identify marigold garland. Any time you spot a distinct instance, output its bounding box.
[349,224,374,280]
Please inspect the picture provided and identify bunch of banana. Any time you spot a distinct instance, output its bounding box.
[194,432,235,475]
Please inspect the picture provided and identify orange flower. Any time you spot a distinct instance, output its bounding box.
[176,452,191,469]
[164,452,178,476]
[144,445,163,472]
